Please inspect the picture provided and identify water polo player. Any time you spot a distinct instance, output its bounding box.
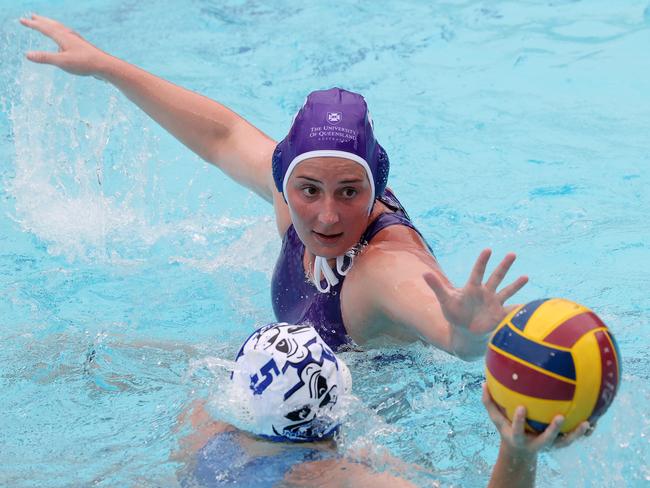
[21,15,529,358]
[177,323,589,487]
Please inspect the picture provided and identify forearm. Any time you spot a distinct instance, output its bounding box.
[488,443,537,488]
[95,54,275,199]
[21,14,277,200]
[96,54,237,160]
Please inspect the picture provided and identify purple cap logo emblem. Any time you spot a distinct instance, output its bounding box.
[272,88,390,203]
[327,112,342,125]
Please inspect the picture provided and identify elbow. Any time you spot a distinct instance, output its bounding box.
[201,122,235,167]
[202,137,227,167]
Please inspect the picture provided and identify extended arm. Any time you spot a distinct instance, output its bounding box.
[484,385,590,488]
[345,237,527,360]
[99,58,277,201]
[20,14,278,202]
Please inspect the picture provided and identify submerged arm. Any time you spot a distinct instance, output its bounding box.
[484,385,590,488]
[20,14,278,202]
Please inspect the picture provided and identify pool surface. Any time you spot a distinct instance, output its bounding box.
[1,1,649,486]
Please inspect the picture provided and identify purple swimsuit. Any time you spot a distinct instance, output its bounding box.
[271,190,432,351]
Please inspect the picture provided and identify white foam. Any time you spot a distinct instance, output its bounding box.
[170,216,280,277]
[8,57,279,271]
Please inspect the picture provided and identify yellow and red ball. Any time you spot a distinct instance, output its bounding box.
[485,298,621,433]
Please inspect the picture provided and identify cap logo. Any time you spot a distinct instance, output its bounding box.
[326,112,342,125]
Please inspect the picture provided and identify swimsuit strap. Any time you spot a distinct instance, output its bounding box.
[361,212,415,243]
[362,189,434,253]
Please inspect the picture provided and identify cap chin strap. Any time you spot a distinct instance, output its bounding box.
[313,253,354,293]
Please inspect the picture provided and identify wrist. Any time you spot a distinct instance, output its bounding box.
[93,52,121,80]
[489,441,538,488]
[498,442,537,466]
[450,326,489,360]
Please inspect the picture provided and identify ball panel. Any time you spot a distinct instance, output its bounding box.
[563,331,603,431]
[588,330,620,424]
[487,298,621,435]
[492,324,576,381]
[487,346,576,400]
[543,311,606,348]
[526,419,550,433]
[486,368,572,430]
[499,304,525,327]
[610,330,622,382]
[521,298,589,341]
[510,298,549,331]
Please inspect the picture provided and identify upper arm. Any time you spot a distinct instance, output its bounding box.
[343,243,455,354]
[208,117,278,202]
[207,117,292,237]
[174,400,235,457]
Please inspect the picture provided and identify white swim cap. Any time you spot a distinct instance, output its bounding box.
[232,322,352,442]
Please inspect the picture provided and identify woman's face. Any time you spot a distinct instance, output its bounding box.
[286,157,373,259]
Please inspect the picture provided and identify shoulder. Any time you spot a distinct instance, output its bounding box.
[368,222,431,251]
[353,224,437,283]
[340,232,439,342]
[345,239,437,304]
[365,193,431,251]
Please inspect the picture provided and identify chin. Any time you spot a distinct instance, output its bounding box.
[309,240,356,259]
[307,245,340,259]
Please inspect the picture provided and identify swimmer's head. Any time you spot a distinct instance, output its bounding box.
[272,87,390,212]
[231,322,352,443]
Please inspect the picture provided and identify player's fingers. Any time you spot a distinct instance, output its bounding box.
[20,14,72,48]
[486,253,516,291]
[554,421,589,449]
[510,405,527,440]
[482,384,507,430]
[497,275,529,303]
[468,249,491,286]
[25,50,61,65]
[532,415,564,451]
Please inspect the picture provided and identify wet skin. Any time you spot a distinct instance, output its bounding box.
[285,157,377,262]
[19,14,530,359]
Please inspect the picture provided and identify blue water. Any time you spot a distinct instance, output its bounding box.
[1,1,649,486]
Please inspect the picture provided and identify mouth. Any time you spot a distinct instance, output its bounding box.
[312,230,343,244]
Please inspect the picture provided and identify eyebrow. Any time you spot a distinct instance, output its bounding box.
[295,176,365,185]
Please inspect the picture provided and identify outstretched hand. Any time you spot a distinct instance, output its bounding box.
[20,14,107,76]
[482,384,590,454]
[424,249,528,341]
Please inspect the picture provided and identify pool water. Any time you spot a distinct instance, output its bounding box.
[1,1,649,486]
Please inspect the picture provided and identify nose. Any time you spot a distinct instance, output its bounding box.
[317,196,340,226]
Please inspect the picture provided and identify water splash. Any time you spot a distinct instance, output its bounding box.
[7,57,278,272]
[8,60,161,262]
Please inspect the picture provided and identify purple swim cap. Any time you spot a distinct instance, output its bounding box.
[272,88,389,204]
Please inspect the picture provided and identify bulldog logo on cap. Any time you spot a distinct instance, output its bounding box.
[327,111,342,124]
